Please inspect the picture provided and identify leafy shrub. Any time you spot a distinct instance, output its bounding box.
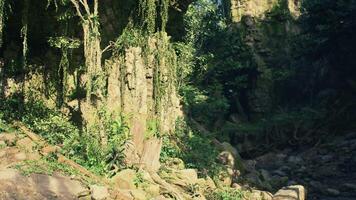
[0,97,129,176]
[161,118,224,177]
[206,187,245,200]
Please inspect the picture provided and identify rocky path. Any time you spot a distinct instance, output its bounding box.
[247,132,356,200]
[0,132,92,200]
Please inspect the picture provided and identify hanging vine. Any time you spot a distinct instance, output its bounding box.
[160,0,169,31]
[48,36,80,105]
[21,0,29,69]
[0,0,5,48]
[69,0,103,101]
[139,0,170,33]
[139,0,157,33]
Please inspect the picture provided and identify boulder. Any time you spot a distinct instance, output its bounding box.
[177,169,198,184]
[112,189,134,200]
[273,185,306,200]
[16,137,35,152]
[90,185,109,200]
[0,168,88,199]
[249,190,273,200]
[0,133,17,145]
[112,169,137,190]
[129,189,147,200]
[325,188,340,196]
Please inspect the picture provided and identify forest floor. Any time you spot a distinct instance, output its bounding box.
[1,125,355,200]
[0,131,92,200]
[248,132,356,200]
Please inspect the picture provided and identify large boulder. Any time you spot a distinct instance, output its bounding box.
[111,169,137,190]
[273,185,306,200]
[90,185,109,200]
[249,190,273,200]
[0,168,88,199]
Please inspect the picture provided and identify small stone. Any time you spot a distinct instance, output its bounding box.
[273,185,306,200]
[90,185,109,200]
[326,188,340,196]
[343,183,356,191]
[232,183,242,190]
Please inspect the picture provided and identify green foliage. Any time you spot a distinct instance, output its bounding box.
[266,0,292,21]
[161,118,224,177]
[64,112,130,176]
[113,27,146,54]
[206,187,245,200]
[13,154,81,177]
[181,85,229,128]
[0,97,129,176]
[48,36,80,49]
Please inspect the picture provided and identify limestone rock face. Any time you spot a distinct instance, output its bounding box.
[228,0,301,22]
[107,33,182,171]
[273,185,306,200]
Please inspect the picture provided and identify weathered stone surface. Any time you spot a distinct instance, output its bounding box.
[16,137,35,152]
[129,189,147,200]
[112,189,134,200]
[0,133,17,145]
[153,195,169,200]
[112,169,137,190]
[106,34,182,171]
[0,168,88,200]
[143,183,160,197]
[273,185,306,200]
[14,152,27,160]
[90,185,109,200]
[0,147,28,169]
[140,138,162,172]
[177,169,198,184]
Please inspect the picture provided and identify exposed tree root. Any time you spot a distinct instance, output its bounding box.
[149,172,187,200]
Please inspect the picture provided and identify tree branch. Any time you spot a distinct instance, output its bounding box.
[70,0,85,21]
